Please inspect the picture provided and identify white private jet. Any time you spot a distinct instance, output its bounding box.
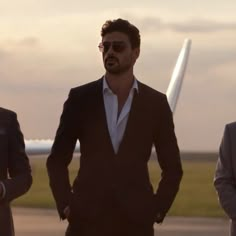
[25,39,192,155]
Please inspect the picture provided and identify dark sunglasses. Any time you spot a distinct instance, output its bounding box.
[98,41,127,53]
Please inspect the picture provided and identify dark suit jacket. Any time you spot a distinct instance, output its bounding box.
[47,78,183,225]
[0,108,32,236]
[214,122,236,235]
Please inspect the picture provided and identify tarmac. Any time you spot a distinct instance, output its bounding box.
[13,207,229,236]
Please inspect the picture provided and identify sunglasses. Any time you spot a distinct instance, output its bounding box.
[98,41,127,53]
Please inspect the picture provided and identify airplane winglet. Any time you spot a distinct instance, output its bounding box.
[166,38,192,113]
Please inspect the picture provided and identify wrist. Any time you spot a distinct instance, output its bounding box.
[0,182,6,199]
[63,206,70,219]
[155,212,165,224]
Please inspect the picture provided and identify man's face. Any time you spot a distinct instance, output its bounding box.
[100,32,139,75]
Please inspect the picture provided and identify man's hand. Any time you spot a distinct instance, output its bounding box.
[155,212,165,224]
[63,206,71,219]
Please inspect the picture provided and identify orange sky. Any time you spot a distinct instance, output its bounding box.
[0,0,236,151]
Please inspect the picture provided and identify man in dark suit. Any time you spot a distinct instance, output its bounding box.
[47,18,183,236]
[0,107,32,236]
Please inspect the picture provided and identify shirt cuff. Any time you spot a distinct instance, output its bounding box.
[0,181,6,199]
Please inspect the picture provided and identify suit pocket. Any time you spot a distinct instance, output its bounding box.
[0,135,8,151]
[68,191,100,223]
[121,189,156,225]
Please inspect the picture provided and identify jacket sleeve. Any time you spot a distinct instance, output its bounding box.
[214,124,236,220]
[153,95,183,220]
[46,90,78,219]
[0,112,32,204]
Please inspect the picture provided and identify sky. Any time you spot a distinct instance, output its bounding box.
[0,0,236,151]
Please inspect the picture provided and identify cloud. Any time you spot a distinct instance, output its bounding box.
[126,15,236,33]
[168,19,236,33]
[0,49,8,60]
[17,37,40,47]
[0,35,102,93]
[2,37,40,50]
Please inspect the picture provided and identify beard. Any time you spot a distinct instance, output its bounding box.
[104,56,132,75]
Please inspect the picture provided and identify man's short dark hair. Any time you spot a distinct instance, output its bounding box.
[101,18,141,49]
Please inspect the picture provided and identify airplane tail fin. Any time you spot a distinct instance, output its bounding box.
[166,38,191,113]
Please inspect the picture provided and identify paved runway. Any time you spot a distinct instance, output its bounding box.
[13,207,228,236]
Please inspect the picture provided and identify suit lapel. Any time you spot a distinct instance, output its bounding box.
[93,78,115,155]
[117,82,145,156]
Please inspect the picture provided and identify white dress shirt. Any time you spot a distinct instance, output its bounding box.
[103,77,138,154]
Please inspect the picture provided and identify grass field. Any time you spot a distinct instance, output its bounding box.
[12,154,226,218]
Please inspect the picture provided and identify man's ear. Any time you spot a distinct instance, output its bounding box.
[134,47,140,59]
[132,47,140,64]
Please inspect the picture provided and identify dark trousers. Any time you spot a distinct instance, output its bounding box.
[65,196,154,236]
[0,206,15,236]
[65,217,154,236]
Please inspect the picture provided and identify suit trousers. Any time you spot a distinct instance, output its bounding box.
[0,205,15,236]
[65,195,154,236]
[65,215,154,236]
[230,220,236,236]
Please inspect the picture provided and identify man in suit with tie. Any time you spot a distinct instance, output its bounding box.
[214,122,236,236]
[47,18,183,236]
[0,107,32,236]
